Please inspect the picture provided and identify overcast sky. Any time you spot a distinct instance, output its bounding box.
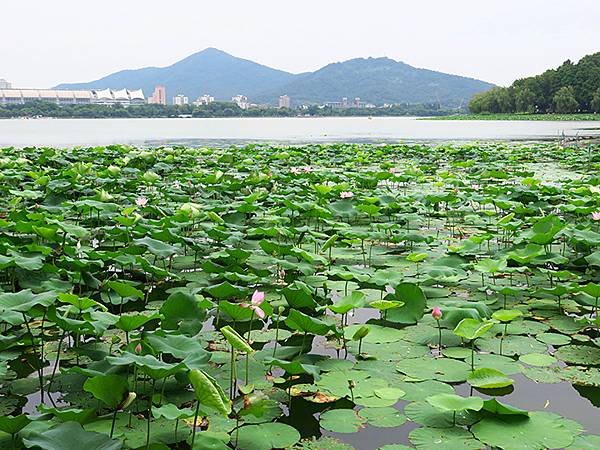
[2,0,599,88]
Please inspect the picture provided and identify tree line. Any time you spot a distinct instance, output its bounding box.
[469,52,600,114]
[0,100,461,119]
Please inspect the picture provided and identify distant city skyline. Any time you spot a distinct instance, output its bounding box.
[1,1,599,88]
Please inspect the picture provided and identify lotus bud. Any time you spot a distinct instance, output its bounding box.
[431,307,443,321]
[134,343,142,354]
[119,392,137,410]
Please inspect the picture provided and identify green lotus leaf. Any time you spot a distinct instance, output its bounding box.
[426,393,484,413]
[22,421,122,450]
[471,411,581,450]
[320,409,366,433]
[467,368,514,388]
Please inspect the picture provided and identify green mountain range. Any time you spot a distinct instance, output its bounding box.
[56,48,494,107]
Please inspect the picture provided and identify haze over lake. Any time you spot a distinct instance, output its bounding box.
[1,117,599,147]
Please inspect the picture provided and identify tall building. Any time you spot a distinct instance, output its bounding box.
[0,79,11,89]
[148,85,167,105]
[278,95,291,108]
[193,94,214,106]
[172,94,189,106]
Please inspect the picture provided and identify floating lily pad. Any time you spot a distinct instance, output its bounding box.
[319,409,366,433]
[359,407,406,428]
[409,426,483,449]
[555,345,600,365]
[519,353,556,367]
[397,357,471,383]
[234,422,301,450]
[471,411,581,450]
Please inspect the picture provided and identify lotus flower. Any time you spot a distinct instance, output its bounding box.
[340,191,354,199]
[291,167,301,174]
[431,306,443,321]
[136,196,148,207]
[385,285,396,295]
[241,290,265,319]
[592,212,600,221]
[388,167,397,173]
[302,166,313,173]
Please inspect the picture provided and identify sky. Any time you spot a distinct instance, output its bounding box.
[2,0,599,88]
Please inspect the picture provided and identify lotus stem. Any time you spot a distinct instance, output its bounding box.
[190,400,200,449]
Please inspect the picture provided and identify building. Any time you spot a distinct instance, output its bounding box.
[148,85,167,105]
[278,95,291,108]
[0,88,145,106]
[172,94,189,106]
[323,97,373,109]
[231,94,250,109]
[0,79,11,89]
[193,94,214,106]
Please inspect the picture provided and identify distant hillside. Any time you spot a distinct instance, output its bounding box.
[469,52,600,114]
[56,48,494,106]
[55,48,295,103]
[255,57,494,107]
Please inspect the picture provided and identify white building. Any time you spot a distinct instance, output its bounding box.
[0,88,145,106]
[278,95,291,108]
[193,94,214,106]
[173,94,189,106]
[0,79,11,89]
[231,94,250,109]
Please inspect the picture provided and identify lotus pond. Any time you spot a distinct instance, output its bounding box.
[1,142,600,450]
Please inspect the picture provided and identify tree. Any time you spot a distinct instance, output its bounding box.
[514,88,536,113]
[553,86,579,113]
[591,88,600,113]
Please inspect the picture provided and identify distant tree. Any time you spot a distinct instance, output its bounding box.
[553,86,579,113]
[591,87,600,113]
[514,88,536,113]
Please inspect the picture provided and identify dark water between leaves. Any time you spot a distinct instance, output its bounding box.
[13,306,600,449]
[322,309,600,449]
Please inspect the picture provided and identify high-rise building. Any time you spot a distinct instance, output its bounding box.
[278,95,291,108]
[148,85,167,105]
[172,94,189,106]
[0,79,11,89]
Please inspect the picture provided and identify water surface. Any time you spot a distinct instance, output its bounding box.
[1,117,599,147]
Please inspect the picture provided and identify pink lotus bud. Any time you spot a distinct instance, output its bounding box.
[134,343,142,354]
[251,290,265,305]
[431,307,442,321]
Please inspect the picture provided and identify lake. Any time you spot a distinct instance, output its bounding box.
[1,117,599,147]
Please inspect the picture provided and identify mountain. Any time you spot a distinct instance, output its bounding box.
[55,48,494,106]
[55,48,296,102]
[255,57,494,107]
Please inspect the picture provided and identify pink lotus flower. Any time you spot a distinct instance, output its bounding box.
[340,191,354,199]
[302,166,313,173]
[385,285,395,295]
[431,307,442,321]
[592,212,600,221]
[388,167,397,174]
[136,196,148,207]
[241,290,265,319]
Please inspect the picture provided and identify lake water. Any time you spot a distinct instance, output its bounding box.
[1,117,599,147]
